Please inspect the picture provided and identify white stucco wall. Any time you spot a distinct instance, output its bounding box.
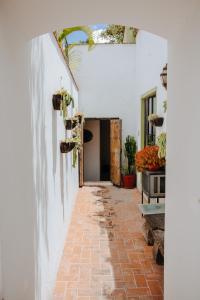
[84,120,100,181]
[136,30,167,149]
[30,33,79,300]
[135,31,167,189]
[73,44,137,143]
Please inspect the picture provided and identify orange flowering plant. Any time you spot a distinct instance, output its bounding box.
[135,146,165,172]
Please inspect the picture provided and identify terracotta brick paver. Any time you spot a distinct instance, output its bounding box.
[53,185,164,299]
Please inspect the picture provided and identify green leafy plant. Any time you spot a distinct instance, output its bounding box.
[163,100,167,113]
[57,26,95,58]
[124,135,137,175]
[100,25,138,44]
[74,112,85,125]
[157,132,167,159]
[71,124,83,168]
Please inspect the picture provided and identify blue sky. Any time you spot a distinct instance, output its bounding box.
[67,24,107,44]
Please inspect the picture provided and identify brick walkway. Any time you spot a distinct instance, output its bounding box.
[53,185,164,300]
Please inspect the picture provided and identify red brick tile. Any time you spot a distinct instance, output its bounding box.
[147,280,163,296]
[135,274,147,287]
[126,287,150,296]
[53,186,163,299]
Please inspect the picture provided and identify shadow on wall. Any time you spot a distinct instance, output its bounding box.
[29,37,50,261]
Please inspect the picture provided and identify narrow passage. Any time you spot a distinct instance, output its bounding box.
[53,186,163,300]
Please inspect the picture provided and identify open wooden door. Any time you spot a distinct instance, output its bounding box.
[110,119,122,186]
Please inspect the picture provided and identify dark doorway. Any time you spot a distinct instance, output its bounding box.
[83,118,121,184]
[100,120,110,180]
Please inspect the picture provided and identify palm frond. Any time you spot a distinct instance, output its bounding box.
[58,26,95,49]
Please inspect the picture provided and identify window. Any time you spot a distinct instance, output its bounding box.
[144,94,156,146]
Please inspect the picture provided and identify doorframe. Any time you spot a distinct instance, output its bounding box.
[140,88,157,149]
[80,117,121,185]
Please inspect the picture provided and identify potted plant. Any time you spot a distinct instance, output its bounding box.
[122,135,137,189]
[60,139,76,153]
[148,114,164,127]
[52,88,74,120]
[135,145,165,172]
[157,132,166,159]
[74,112,84,125]
[65,117,78,130]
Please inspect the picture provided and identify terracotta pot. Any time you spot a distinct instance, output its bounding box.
[123,174,136,189]
[52,94,62,110]
[60,142,75,153]
[65,119,78,130]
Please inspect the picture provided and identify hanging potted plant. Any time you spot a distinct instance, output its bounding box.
[148,114,164,127]
[122,135,137,189]
[135,146,165,172]
[65,117,78,130]
[74,112,85,125]
[52,88,74,120]
[60,139,76,154]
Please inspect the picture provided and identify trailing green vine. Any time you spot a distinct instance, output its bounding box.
[157,132,166,159]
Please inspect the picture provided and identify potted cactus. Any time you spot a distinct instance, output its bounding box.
[122,135,137,189]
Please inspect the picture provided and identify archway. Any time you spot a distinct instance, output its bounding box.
[0,1,200,300]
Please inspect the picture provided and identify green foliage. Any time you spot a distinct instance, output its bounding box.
[124,135,137,174]
[101,25,125,43]
[71,125,82,168]
[157,132,166,159]
[163,100,167,113]
[100,25,138,43]
[56,88,74,121]
[58,26,95,56]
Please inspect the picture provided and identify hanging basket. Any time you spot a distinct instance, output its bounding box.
[60,142,76,153]
[65,119,78,130]
[151,117,164,127]
[52,94,62,110]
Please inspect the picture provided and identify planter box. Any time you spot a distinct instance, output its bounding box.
[142,169,165,203]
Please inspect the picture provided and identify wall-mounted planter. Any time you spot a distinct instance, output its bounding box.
[151,117,164,127]
[60,142,75,153]
[52,94,62,110]
[65,119,78,130]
